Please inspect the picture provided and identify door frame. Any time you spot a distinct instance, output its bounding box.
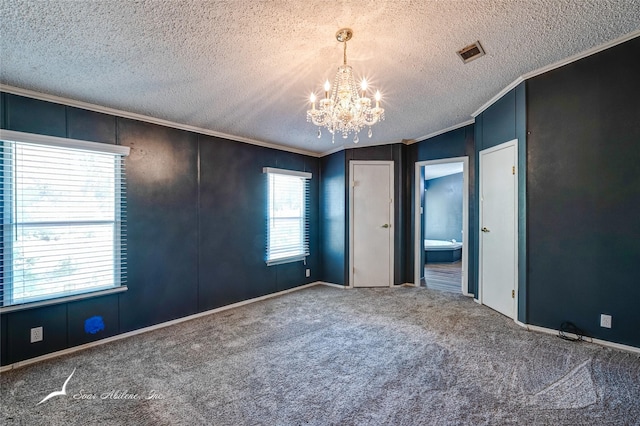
[349,160,394,288]
[478,139,518,320]
[413,157,469,295]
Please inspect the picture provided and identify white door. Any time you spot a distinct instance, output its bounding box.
[479,141,517,318]
[350,161,394,288]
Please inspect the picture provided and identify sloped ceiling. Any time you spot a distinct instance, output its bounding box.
[1,1,639,154]
[425,162,464,181]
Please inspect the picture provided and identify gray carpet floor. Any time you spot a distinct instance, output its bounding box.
[2,285,640,425]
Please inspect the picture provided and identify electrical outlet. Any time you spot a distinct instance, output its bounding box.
[600,314,612,329]
[305,269,310,278]
[30,326,43,343]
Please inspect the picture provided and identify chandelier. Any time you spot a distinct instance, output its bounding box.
[307,28,384,144]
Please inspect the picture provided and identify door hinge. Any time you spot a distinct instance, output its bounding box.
[512,166,515,175]
[511,289,515,298]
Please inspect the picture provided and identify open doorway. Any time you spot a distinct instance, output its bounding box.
[414,157,469,295]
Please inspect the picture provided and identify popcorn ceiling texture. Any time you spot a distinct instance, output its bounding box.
[1,0,639,153]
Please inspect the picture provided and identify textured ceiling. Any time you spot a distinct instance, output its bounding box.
[425,162,464,181]
[1,1,639,154]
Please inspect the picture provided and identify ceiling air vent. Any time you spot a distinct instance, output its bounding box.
[457,41,485,63]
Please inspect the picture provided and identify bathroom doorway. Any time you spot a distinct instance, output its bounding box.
[414,157,469,295]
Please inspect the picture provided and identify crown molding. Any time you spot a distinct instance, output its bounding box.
[409,119,475,144]
[0,83,416,159]
[5,30,638,160]
[472,30,640,117]
[0,84,321,158]
[471,77,525,118]
[520,29,640,82]
[318,138,406,157]
[319,144,347,157]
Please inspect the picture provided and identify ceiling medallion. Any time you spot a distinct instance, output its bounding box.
[306,28,385,144]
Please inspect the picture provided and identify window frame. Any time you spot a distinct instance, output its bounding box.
[0,129,129,313]
[263,167,311,266]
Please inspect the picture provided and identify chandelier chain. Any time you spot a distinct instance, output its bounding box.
[343,40,347,66]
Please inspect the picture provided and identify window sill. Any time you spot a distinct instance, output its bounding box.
[266,255,307,266]
[0,286,128,314]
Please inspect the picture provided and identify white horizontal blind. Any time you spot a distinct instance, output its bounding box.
[1,138,127,307]
[263,168,311,265]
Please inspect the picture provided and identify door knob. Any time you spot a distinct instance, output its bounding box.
[381,224,390,228]
[481,227,490,232]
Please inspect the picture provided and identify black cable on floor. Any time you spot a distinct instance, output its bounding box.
[558,321,585,342]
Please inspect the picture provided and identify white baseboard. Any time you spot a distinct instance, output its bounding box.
[319,282,412,289]
[5,285,637,373]
[517,322,640,355]
[320,282,412,289]
[318,281,347,289]
[0,282,322,373]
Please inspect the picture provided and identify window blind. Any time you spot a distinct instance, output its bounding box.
[263,167,311,266]
[1,131,129,307]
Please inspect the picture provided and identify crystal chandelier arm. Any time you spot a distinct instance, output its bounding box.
[362,115,382,126]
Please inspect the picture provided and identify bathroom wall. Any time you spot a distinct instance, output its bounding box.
[424,172,463,242]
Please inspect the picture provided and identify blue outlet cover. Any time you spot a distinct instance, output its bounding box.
[84,316,105,334]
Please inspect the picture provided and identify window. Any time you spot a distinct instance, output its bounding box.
[263,167,311,265]
[1,130,129,309]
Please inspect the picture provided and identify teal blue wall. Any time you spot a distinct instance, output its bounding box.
[319,151,347,285]
[346,144,408,285]
[3,36,639,366]
[526,37,640,348]
[319,144,409,286]
[0,93,320,365]
[407,125,475,292]
[473,83,527,322]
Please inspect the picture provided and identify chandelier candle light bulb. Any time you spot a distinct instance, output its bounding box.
[360,79,367,97]
[306,28,385,143]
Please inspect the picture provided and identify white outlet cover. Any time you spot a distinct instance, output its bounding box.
[305,269,310,277]
[600,314,612,328]
[30,326,43,343]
